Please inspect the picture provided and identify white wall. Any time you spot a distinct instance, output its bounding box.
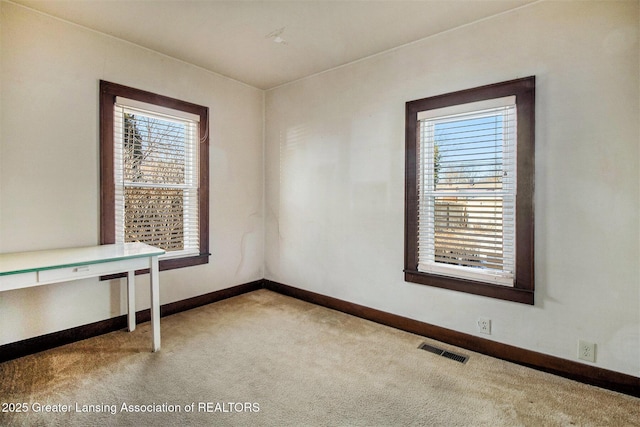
[0,2,264,344]
[1,0,638,378]
[265,1,640,376]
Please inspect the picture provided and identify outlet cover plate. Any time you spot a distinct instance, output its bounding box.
[477,317,491,334]
[578,340,596,362]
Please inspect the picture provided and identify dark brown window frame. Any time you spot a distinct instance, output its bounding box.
[100,80,210,272]
[404,77,535,304]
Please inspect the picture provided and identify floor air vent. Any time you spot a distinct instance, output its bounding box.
[418,342,469,364]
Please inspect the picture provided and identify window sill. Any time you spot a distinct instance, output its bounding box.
[404,269,534,305]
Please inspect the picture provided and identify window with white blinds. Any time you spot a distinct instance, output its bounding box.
[405,77,534,304]
[113,98,200,259]
[417,96,517,286]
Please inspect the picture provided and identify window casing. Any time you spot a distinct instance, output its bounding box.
[405,77,534,304]
[101,81,209,271]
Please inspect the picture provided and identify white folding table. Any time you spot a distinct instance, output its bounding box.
[0,242,165,351]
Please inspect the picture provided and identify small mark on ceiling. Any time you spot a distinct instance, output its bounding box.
[266,27,287,44]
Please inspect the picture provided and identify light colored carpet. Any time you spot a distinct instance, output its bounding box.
[1,289,638,426]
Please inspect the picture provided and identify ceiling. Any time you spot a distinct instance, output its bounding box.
[11,0,536,90]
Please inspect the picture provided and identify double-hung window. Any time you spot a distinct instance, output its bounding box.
[405,77,535,304]
[100,81,209,271]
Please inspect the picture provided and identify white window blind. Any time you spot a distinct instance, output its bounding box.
[113,98,200,259]
[417,96,517,286]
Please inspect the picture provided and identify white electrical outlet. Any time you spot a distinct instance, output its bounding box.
[477,317,491,334]
[578,340,596,362]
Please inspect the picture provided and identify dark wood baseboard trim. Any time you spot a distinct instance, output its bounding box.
[159,279,263,320]
[263,279,640,397]
[3,278,637,397]
[0,279,263,364]
[0,315,129,365]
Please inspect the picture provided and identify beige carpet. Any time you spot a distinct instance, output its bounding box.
[1,289,638,426]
